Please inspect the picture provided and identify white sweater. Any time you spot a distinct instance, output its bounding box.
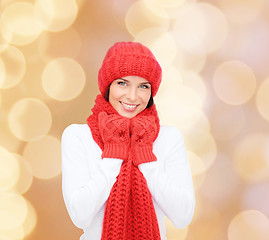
[61,124,195,240]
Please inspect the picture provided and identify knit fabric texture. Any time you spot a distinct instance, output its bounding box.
[98,41,162,97]
[87,95,161,240]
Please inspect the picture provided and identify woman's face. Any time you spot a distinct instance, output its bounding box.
[109,76,152,118]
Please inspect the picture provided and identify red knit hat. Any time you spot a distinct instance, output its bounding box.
[98,41,162,97]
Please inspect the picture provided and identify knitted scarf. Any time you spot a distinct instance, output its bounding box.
[87,95,161,240]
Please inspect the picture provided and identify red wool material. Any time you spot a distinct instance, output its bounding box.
[87,95,161,240]
[98,42,162,98]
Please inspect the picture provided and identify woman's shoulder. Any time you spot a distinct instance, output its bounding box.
[63,123,89,132]
[159,125,184,141]
[62,124,92,140]
[154,125,186,157]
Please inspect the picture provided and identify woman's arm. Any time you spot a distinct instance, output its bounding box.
[138,126,195,229]
[61,124,122,229]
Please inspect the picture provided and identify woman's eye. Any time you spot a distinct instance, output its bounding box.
[139,84,150,89]
[117,81,127,86]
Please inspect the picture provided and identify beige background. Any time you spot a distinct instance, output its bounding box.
[0,0,269,239]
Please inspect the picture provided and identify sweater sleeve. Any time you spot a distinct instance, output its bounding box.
[138,126,195,229]
[61,124,123,229]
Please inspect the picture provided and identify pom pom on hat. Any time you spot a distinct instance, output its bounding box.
[98,41,162,97]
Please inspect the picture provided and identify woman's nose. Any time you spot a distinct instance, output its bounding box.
[126,87,137,102]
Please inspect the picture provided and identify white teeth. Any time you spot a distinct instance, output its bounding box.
[121,102,137,108]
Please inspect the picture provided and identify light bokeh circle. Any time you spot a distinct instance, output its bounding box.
[256,77,269,121]
[228,210,269,240]
[23,199,37,237]
[0,46,26,89]
[0,59,5,89]
[1,2,43,46]
[142,0,169,19]
[187,151,207,176]
[192,171,207,191]
[213,60,256,105]
[184,129,217,172]
[34,0,78,32]
[172,3,228,54]
[23,135,62,179]
[233,134,269,182]
[182,71,207,104]
[12,153,33,194]
[0,145,20,192]
[8,98,52,141]
[172,3,207,52]
[0,225,24,239]
[0,192,27,231]
[144,0,198,19]
[42,57,86,101]
[191,110,211,133]
[151,32,177,67]
[144,0,191,9]
[177,46,207,73]
[197,3,228,53]
[219,0,264,25]
[135,28,178,67]
[125,0,169,37]
[0,22,10,53]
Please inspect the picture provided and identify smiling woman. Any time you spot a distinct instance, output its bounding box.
[61,41,195,240]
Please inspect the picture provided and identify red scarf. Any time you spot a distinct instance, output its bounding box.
[87,95,161,240]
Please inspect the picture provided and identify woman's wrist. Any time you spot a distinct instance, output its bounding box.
[102,143,129,161]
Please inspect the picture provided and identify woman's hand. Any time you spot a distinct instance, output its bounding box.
[98,112,130,160]
[130,115,157,166]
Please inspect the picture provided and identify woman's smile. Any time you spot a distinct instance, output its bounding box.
[120,101,139,112]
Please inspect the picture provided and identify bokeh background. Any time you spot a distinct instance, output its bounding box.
[1,0,269,239]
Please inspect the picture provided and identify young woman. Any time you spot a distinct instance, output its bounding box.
[61,41,195,240]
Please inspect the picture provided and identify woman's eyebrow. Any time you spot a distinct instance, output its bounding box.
[141,82,151,85]
[118,78,151,85]
[118,78,129,82]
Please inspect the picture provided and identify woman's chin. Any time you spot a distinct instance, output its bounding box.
[119,111,136,119]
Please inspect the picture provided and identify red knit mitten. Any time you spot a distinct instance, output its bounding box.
[98,112,130,161]
[130,116,157,166]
